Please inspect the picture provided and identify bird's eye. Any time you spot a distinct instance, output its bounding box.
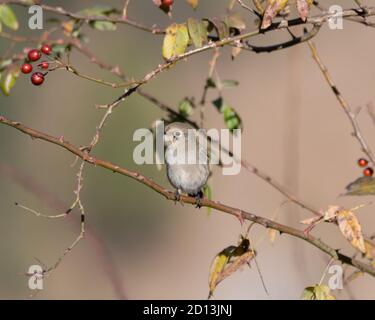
[174,131,182,138]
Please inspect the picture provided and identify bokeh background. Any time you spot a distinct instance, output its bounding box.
[0,0,375,299]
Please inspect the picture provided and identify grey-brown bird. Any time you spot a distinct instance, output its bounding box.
[164,122,210,206]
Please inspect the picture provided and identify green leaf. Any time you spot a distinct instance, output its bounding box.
[344,177,375,196]
[162,23,190,60]
[178,98,194,118]
[0,59,12,71]
[206,78,240,90]
[46,18,61,24]
[0,69,19,96]
[79,5,118,31]
[0,5,19,30]
[187,18,207,48]
[79,5,118,16]
[89,20,117,31]
[51,44,68,58]
[203,184,212,216]
[206,77,216,88]
[217,79,239,90]
[212,97,242,132]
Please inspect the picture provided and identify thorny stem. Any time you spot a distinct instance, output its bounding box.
[0,115,375,278]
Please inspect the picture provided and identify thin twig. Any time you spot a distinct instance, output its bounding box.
[5,0,164,34]
[307,41,375,166]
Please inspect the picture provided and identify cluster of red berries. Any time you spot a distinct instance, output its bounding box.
[20,44,52,86]
[357,158,374,177]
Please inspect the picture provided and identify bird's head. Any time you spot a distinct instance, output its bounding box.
[164,122,194,146]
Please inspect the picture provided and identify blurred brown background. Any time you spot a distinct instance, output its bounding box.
[0,0,375,299]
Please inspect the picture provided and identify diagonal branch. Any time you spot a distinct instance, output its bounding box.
[0,115,374,278]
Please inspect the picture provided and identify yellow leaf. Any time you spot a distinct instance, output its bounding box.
[215,250,255,284]
[162,23,189,60]
[208,246,234,298]
[364,239,375,260]
[346,270,364,283]
[267,228,278,244]
[186,0,198,10]
[301,285,336,300]
[208,237,254,298]
[344,176,375,196]
[261,0,289,29]
[337,209,366,253]
[62,20,75,35]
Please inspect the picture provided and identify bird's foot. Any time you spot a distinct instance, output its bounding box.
[190,191,203,209]
[174,190,184,206]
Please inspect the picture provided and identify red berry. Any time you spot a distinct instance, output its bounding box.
[358,158,368,167]
[31,72,45,86]
[28,49,41,62]
[363,167,374,177]
[41,44,52,55]
[161,0,174,6]
[21,63,33,74]
[38,61,49,69]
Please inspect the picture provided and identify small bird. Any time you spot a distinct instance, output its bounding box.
[164,122,210,207]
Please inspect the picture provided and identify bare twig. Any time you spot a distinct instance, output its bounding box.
[367,102,375,126]
[0,162,127,299]
[5,0,164,34]
[307,41,375,165]
[122,0,131,19]
[237,0,262,17]
[308,41,375,166]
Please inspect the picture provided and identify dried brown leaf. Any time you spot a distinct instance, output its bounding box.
[261,0,289,29]
[296,0,313,21]
[337,209,366,253]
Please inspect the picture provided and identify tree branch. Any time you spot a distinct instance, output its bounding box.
[0,115,374,278]
[4,0,164,34]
